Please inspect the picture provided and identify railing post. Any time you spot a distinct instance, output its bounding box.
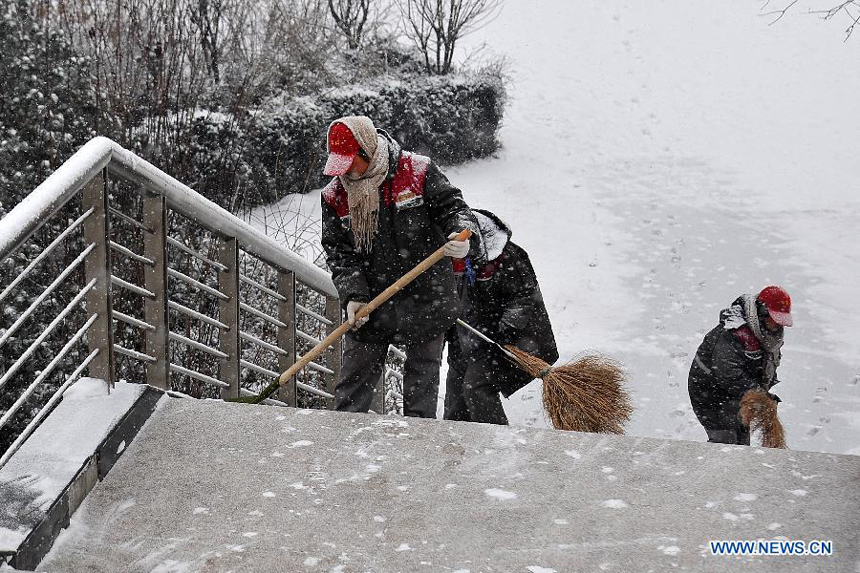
[81,169,114,388]
[142,190,169,390]
[218,236,240,400]
[373,370,385,414]
[277,271,297,406]
[324,296,343,410]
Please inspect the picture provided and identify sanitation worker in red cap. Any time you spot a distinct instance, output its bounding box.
[688,286,793,445]
[319,115,479,417]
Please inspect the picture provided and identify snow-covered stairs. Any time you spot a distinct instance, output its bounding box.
[0,381,161,570]
[19,395,857,572]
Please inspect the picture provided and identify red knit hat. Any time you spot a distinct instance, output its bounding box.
[323,122,360,176]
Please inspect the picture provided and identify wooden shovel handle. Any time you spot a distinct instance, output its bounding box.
[277,229,472,388]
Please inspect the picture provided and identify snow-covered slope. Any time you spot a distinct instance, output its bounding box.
[447,0,860,455]
[252,1,860,455]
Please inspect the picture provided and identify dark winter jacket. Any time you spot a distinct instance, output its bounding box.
[451,210,559,397]
[321,130,479,345]
[688,296,782,429]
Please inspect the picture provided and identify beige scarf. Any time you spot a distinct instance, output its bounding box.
[334,116,390,252]
[741,294,784,387]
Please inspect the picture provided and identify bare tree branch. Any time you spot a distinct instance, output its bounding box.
[761,0,799,25]
[760,0,859,39]
[398,0,502,75]
[327,0,370,49]
[808,0,860,40]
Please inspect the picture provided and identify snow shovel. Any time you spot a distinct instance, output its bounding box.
[230,229,473,404]
[456,318,633,434]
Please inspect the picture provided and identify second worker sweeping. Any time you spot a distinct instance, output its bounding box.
[444,209,559,425]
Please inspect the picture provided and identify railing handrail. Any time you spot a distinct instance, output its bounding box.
[0,137,349,469]
[0,137,336,297]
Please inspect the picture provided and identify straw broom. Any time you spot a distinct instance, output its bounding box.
[740,389,787,449]
[456,320,633,434]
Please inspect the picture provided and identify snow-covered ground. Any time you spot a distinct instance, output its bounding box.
[251,0,860,456]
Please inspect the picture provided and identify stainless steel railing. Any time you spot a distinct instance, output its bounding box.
[0,137,346,466]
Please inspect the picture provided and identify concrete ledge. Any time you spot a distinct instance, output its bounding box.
[0,382,163,570]
[36,398,860,572]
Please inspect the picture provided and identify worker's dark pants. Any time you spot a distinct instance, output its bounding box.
[691,395,752,445]
[335,333,444,418]
[689,370,752,446]
[705,426,751,446]
[444,341,527,426]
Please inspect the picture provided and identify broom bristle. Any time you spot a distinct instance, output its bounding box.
[505,346,633,434]
[740,389,788,449]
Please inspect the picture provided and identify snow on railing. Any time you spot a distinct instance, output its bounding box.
[0,137,345,466]
[0,138,334,295]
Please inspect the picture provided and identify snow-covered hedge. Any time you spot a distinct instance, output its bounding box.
[181,72,506,209]
[319,74,506,166]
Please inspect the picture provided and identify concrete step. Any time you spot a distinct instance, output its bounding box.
[31,396,859,572]
[0,381,161,570]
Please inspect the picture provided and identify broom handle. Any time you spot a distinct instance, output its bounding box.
[275,229,474,390]
[455,318,516,360]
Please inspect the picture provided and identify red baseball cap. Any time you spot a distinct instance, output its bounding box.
[324,122,360,176]
[757,285,793,327]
